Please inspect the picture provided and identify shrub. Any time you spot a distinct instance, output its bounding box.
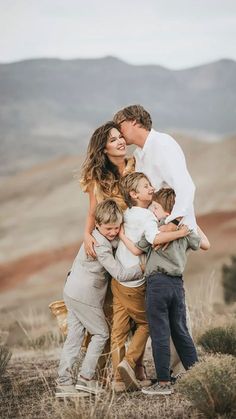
[222,256,236,304]
[0,345,12,375]
[177,354,236,418]
[198,324,236,356]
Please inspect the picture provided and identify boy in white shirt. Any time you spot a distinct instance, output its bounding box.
[111,173,190,392]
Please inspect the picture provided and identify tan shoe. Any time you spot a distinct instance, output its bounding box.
[111,381,126,393]
[117,360,141,391]
[138,379,152,388]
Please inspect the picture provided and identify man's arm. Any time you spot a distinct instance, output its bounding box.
[197,225,210,250]
[95,243,143,282]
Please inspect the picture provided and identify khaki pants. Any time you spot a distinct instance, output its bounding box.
[111,280,149,381]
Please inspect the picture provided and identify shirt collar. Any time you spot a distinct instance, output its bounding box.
[135,129,155,158]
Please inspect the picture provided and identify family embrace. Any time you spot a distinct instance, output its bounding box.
[55,105,210,398]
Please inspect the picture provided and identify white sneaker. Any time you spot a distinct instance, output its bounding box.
[117,360,141,391]
[55,384,80,398]
[75,376,105,395]
[142,382,173,396]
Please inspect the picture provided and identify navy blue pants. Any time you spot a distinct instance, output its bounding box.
[146,272,198,381]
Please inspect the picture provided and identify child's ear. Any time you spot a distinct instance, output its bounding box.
[130,190,138,199]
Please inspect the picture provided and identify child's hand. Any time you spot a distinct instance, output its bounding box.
[178,225,190,237]
[140,263,146,273]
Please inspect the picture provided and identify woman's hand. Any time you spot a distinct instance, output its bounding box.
[84,233,98,259]
[118,224,125,240]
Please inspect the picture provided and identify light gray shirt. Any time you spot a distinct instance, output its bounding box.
[136,225,201,277]
[64,228,142,308]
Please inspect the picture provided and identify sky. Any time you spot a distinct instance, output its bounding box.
[0,0,236,69]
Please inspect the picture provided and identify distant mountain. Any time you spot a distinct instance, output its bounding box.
[0,57,236,175]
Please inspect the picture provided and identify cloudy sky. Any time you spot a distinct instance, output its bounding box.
[0,0,236,69]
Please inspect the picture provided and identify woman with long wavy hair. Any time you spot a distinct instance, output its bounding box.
[80,121,148,390]
[80,121,134,257]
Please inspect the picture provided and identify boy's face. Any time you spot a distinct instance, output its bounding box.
[96,222,121,241]
[134,178,154,204]
[149,201,169,219]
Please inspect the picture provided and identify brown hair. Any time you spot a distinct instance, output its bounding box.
[153,188,176,213]
[113,105,152,130]
[95,199,123,225]
[120,172,151,208]
[80,121,122,194]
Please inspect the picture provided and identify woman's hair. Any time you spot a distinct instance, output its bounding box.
[120,172,151,208]
[113,104,152,131]
[153,188,176,213]
[95,199,123,225]
[80,121,122,195]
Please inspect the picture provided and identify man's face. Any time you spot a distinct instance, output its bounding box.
[119,120,136,145]
[96,222,121,241]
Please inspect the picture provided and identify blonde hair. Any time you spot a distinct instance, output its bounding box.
[120,172,151,208]
[113,105,152,130]
[95,199,123,225]
[153,188,176,213]
[80,121,122,195]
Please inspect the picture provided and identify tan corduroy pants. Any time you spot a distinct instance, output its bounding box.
[111,279,149,381]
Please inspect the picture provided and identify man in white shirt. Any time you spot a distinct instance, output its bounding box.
[113,104,197,378]
[113,104,197,231]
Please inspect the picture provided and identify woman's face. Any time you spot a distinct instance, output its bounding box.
[104,128,127,159]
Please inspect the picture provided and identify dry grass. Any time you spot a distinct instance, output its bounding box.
[1,355,200,419]
[177,355,236,418]
[1,276,236,418]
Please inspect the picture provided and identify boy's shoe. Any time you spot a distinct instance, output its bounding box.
[138,379,153,388]
[111,380,126,393]
[75,376,105,395]
[170,372,186,385]
[117,360,141,391]
[55,384,81,398]
[141,382,173,396]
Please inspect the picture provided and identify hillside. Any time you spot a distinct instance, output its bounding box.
[0,135,235,265]
[0,57,236,175]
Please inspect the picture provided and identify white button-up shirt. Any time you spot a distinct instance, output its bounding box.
[134,129,197,230]
[115,207,158,287]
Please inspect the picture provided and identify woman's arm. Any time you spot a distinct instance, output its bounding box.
[119,225,143,256]
[153,224,190,246]
[197,225,211,250]
[84,186,98,258]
